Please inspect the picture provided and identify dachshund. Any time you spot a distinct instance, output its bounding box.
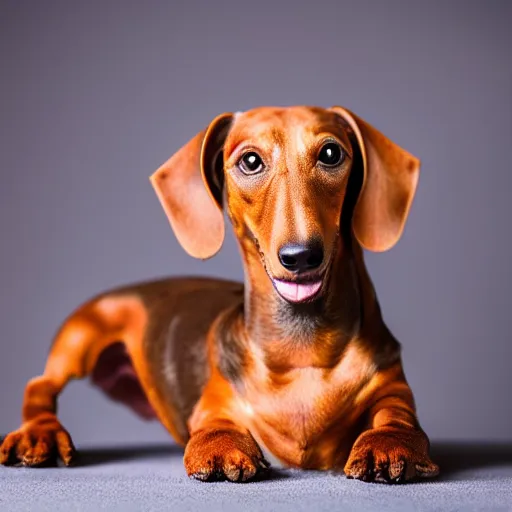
[0,105,439,484]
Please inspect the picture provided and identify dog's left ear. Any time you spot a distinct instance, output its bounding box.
[150,113,234,259]
[330,106,420,252]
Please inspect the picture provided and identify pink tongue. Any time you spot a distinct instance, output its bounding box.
[274,279,322,302]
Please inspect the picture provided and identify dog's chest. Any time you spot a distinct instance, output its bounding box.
[239,346,376,468]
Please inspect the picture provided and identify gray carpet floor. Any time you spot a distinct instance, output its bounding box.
[1,442,511,512]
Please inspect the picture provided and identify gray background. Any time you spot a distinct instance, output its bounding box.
[0,0,510,448]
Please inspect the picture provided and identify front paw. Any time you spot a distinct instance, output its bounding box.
[184,428,270,482]
[344,427,439,484]
[0,415,76,467]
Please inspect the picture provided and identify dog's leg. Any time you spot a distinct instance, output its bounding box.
[0,296,145,467]
[183,373,269,482]
[344,362,439,483]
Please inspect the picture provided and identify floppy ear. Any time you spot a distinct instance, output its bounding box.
[150,112,233,259]
[330,106,420,252]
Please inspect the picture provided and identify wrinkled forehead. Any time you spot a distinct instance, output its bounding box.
[223,106,352,157]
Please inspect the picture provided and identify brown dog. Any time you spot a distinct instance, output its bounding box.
[0,105,439,483]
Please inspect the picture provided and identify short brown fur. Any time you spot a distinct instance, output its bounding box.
[1,106,438,484]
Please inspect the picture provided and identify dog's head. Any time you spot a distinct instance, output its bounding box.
[151,106,419,305]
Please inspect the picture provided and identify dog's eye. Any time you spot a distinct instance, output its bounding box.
[318,142,344,167]
[238,152,264,175]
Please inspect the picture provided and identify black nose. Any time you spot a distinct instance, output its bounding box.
[278,241,324,273]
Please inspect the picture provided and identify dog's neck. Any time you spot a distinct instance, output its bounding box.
[236,239,366,370]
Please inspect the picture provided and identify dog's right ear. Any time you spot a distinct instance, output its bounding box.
[150,113,234,260]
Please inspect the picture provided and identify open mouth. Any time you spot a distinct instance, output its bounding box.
[250,233,335,305]
[272,275,325,304]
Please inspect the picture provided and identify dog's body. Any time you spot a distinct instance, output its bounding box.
[0,106,439,483]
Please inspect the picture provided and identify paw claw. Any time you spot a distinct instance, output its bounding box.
[259,458,270,469]
[345,459,370,480]
[415,462,440,478]
[55,430,76,465]
[374,469,388,483]
[224,465,241,482]
[242,465,258,482]
[190,471,211,482]
[388,459,405,481]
